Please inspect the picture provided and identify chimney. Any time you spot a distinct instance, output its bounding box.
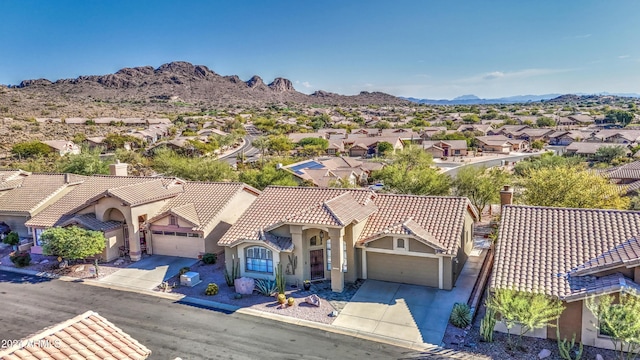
[109,160,128,176]
[500,185,513,207]
[64,173,70,183]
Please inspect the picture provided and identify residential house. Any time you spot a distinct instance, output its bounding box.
[218,187,478,292]
[282,157,383,187]
[565,142,630,157]
[475,135,528,153]
[41,140,81,156]
[346,136,405,157]
[587,130,640,144]
[0,311,151,359]
[487,125,529,138]
[0,171,85,240]
[421,127,449,139]
[491,205,640,351]
[602,160,640,195]
[548,131,590,146]
[456,124,492,136]
[25,165,259,262]
[511,128,555,143]
[422,140,468,158]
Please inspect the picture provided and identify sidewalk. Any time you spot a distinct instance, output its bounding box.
[0,265,485,357]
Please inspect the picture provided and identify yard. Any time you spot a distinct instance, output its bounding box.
[156,257,362,325]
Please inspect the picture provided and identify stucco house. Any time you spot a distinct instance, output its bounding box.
[218,187,478,292]
[475,135,528,153]
[0,171,85,240]
[25,165,259,262]
[41,140,81,156]
[491,205,640,351]
[422,140,468,158]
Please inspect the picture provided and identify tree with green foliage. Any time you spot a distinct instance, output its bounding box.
[462,114,480,123]
[152,149,237,181]
[370,146,450,195]
[11,141,52,159]
[103,133,144,151]
[586,294,640,359]
[530,140,545,150]
[40,226,106,262]
[238,163,298,190]
[606,109,635,126]
[374,120,391,129]
[298,137,329,149]
[56,148,110,175]
[376,141,394,157]
[594,145,628,164]
[3,231,19,251]
[452,166,510,221]
[518,165,629,209]
[487,289,564,350]
[513,153,582,177]
[267,135,293,155]
[536,116,557,127]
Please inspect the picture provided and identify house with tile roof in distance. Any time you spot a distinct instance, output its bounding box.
[218,186,478,292]
[0,170,86,240]
[0,311,151,359]
[25,164,260,262]
[475,135,529,154]
[281,157,384,187]
[491,205,640,350]
[40,140,81,156]
[422,140,468,159]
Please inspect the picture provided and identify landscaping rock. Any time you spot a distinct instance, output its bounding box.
[75,265,85,272]
[59,260,68,269]
[234,277,255,295]
[538,349,551,359]
[596,355,604,360]
[40,259,49,264]
[329,310,339,317]
[305,294,321,307]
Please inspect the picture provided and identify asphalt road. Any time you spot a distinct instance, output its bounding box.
[0,271,414,360]
[219,135,260,164]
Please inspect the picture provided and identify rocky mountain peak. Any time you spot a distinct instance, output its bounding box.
[246,75,265,88]
[268,77,295,92]
[18,79,53,88]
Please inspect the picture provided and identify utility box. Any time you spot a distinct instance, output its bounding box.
[180,272,201,287]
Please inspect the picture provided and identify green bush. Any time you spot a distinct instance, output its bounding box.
[205,283,219,296]
[10,251,31,267]
[202,253,217,265]
[3,232,19,247]
[179,267,191,276]
[450,303,472,328]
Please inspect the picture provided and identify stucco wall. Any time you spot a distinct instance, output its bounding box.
[548,300,582,341]
[102,228,124,262]
[581,297,618,351]
[368,237,393,250]
[0,215,30,238]
[409,239,435,254]
[494,321,547,339]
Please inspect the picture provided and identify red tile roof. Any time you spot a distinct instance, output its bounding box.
[0,311,151,359]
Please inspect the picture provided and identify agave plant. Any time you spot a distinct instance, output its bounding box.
[449,303,472,328]
[254,278,277,296]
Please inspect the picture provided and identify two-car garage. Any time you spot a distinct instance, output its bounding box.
[150,231,204,258]
[366,251,441,288]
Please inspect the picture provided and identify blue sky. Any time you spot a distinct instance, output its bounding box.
[1,1,639,99]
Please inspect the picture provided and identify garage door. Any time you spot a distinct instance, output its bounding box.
[367,252,439,287]
[152,235,203,258]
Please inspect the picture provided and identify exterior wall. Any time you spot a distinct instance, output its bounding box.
[270,224,291,238]
[581,297,619,351]
[409,239,436,254]
[349,147,367,157]
[443,257,453,290]
[0,215,30,238]
[425,147,444,159]
[548,300,582,341]
[342,222,360,283]
[204,223,231,254]
[368,237,393,250]
[494,322,547,339]
[103,228,124,262]
[635,267,640,283]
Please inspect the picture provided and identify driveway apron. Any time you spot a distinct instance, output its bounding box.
[99,255,198,290]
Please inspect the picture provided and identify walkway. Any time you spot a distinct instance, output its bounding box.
[333,250,486,346]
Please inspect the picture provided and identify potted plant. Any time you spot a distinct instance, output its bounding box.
[303,280,311,291]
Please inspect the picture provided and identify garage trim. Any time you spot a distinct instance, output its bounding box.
[361,247,444,289]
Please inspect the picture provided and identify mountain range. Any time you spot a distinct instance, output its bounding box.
[404,92,640,105]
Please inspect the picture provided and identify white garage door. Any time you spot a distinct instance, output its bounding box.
[367,252,439,287]
[152,234,203,258]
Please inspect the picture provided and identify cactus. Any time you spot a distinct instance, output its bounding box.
[224,257,240,287]
[287,254,298,275]
[277,293,287,304]
[557,328,583,360]
[205,283,219,296]
[287,297,295,306]
[275,262,286,294]
[480,307,497,342]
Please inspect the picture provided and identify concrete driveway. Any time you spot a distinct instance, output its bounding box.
[99,255,198,290]
[332,251,484,346]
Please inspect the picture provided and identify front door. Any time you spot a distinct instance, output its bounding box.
[310,249,324,280]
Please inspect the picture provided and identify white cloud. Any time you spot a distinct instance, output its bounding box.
[302,81,312,88]
[483,71,505,80]
[618,55,630,59]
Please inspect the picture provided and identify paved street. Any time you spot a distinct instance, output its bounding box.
[0,271,412,360]
[441,152,542,177]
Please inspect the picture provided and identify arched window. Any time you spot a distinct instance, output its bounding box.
[245,246,273,273]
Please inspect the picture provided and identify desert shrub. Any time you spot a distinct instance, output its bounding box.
[480,307,497,342]
[178,267,190,276]
[3,232,19,247]
[201,253,217,265]
[10,251,31,267]
[254,278,277,296]
[450,303,472,328]
[205,283,219,296]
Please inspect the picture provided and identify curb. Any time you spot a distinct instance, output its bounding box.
[0,265,439,352]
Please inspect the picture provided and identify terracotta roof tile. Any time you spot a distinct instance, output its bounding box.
[0,174,87,215]
[0,311,150,359]
[219,187,474,254]
[58,213,123,232]
[491,205,640,299]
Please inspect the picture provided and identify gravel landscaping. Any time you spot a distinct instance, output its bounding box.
[157,258,362,325]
